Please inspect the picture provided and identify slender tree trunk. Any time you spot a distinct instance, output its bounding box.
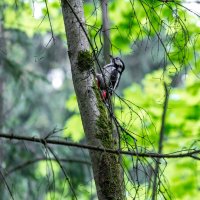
[0,6,5,130]
[152,83,169,200]
[100,0,110,64]
[0,6,6,199]
[61,0,125,199]
[0,2,6,160]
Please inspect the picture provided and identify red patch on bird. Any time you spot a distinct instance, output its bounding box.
[102,90,107,100]
[96,78,100,88]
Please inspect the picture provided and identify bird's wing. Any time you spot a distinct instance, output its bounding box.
[110,69,120,90]
[102,65,115,86]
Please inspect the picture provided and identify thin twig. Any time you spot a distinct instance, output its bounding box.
[5,157,91,177]
[44,0,55,43]
[47,146,78,200]
[0,170,14,200]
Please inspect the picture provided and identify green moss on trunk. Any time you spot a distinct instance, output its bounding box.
[99,154,123,200]
[77,50,93,72]
[93,82,124,200]
[93,81,114,147]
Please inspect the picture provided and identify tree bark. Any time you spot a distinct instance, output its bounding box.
[100,0,110,64]
[0,6,5,130]
[61,0,125,199]
[0,7,6,200]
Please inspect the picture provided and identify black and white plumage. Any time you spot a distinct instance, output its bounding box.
[96,56,125,100]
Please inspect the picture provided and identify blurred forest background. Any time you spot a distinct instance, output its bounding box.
[0,0,200,199]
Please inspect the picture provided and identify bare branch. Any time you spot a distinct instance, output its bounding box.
[0,133,200,159]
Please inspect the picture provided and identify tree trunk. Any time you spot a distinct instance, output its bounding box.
[61,0,125,199]
[100,0,110,64]
[0,7,6,200]
[0,6,5,130]
[152,83,169,200]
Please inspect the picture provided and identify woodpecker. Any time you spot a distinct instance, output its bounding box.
[96,55,125,100]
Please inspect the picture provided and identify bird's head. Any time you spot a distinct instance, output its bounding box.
[110,55,125,73]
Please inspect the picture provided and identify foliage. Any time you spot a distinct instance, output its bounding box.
[1,0,200,199]
[3,0,65,37]
[63,66,200,199]
[64,94,84,141]
[119,69,200,199]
